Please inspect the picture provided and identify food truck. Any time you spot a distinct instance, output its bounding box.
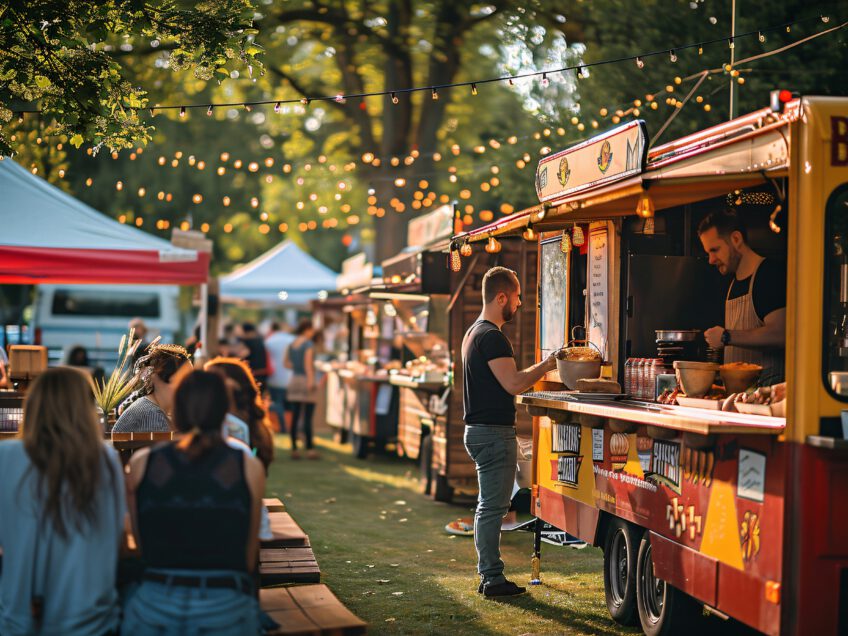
[379,205,540,501]
[451,96,848,635]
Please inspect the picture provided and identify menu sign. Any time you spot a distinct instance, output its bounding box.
[406,204,454,248]
[535,120,647,204]
[588,224,608,357]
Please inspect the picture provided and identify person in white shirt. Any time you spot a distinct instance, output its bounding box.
[264,322,295,433]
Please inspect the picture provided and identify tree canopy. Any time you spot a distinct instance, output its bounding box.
[4,0,846,272]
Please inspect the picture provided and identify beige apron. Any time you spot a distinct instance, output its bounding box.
[724,260,784,384]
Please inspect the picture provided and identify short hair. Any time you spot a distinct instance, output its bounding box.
[697,208,748,243]
[482,267,519,303]
[294,318,313,335]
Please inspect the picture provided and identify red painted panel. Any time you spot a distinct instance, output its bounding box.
[718,562,779,636]
[650,531,718,607]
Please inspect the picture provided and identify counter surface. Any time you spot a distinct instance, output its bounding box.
[388,375,448,391]
[517,391,785,436]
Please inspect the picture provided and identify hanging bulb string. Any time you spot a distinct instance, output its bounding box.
[137,13,835,114]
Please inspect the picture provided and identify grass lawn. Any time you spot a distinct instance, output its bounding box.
[266,433,635,636]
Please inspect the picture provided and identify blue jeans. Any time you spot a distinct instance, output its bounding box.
[121,569,260,636]
[267,386,288,425]
[464,425,517,586]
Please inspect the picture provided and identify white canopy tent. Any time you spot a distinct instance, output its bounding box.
[220,240,338,306]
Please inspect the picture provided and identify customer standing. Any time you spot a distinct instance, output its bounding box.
[462,267,558,597]
[122,370,265,635]
[284,319,319,459]
[264,322,295,433]
[0,368,125,635]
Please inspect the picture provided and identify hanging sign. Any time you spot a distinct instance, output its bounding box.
[407,204,454,248]
[587,223,609,358]
[535,120,647,203]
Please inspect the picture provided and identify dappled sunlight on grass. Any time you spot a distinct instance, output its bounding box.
[339,463,423,492]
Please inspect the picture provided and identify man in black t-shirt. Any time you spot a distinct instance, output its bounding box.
[698,209,786,384]
[461,266,558,597]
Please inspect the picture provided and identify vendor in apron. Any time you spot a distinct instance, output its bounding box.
[698,208,786,385]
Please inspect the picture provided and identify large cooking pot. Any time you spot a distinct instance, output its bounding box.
[655,329,702,342]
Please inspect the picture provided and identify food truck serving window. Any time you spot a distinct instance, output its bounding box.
[823,183,848,399]
[539,237,569,358]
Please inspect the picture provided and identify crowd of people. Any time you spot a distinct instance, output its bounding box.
[0,315,330,633]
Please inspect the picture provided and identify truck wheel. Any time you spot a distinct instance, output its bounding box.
[420,434,434,495]
[433,474,454,503]
[351,433,368,459]
[603,518,639,625]
[636,531,701,636]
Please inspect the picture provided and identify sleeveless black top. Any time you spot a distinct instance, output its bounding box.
[137,442,252,572]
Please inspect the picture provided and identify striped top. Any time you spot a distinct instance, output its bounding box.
[112,396,170,433]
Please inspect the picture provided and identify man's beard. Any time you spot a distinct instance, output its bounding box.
[502,304,517,322]
[725,245,742,275]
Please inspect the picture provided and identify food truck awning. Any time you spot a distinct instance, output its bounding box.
[0,157,209,284]
[454,102,798,243]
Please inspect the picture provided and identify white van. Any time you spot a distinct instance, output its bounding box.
[32,284,181,371]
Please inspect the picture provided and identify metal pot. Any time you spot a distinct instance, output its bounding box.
[655,329,702,342]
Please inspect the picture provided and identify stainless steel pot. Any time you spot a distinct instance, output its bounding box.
[655,329,702,342]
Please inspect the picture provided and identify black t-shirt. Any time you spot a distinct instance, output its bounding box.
[462,319,516,426]
[726,258,786,321]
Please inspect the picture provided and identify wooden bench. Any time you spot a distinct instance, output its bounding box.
[259,546,320,585]
[262,512,310,548]
[264,497,287,512]
[260,585,366,635]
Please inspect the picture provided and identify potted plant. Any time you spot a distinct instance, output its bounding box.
[92,329,152,431]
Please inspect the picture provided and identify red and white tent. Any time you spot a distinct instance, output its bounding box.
[0,157,209,285]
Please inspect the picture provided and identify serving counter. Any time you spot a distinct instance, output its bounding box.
[517,391,785,436]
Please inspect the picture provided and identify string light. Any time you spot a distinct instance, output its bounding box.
[460,241,472,257]
[206,105,213,116]
[431,88,439,100]
[244,104,252,112]
[572,224,585,247]
[758,31,766,42]
[560,230,572,254]
[274,102,281,113]
[471,83,478,96]
[522,223,537,241]
[179,106,186,118]
[669,49,678,63]
[635,56,645,69]
[485,235,502,254]
[450,246,462,272]
[636,191,655,218]
[541,72,549,87]
[391,92,398,104]
[728,37,735,50]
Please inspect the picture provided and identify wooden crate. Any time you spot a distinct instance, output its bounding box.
[260,585,366,635]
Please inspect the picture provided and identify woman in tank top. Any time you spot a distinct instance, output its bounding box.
[122,370,265,635]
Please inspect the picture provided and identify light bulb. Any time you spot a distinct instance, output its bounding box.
[179,106,186,117]
[669,49,678,63]
[636,191,655,218]
[206,105,213,116]
[560,231,572,253]
[471,83,478,95]
[432,88,439,100]
[523,225,536,241]
[391,92,398,104]
[758,32,765,43]
[541,73,549,87]
[450,250,462,272]
[635,57,645,69]
[274,102,281,113]
[822,15,830,23]
[460,242,472,257]
[572,225,585,247]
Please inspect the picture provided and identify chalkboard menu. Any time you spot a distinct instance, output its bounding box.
[539,237,568,357]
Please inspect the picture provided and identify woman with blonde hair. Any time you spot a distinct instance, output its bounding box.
[0,367,125,636]
[113,343,192,433]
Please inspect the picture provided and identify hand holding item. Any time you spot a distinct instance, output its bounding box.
[704,326,725,349]
[770,382,786,403]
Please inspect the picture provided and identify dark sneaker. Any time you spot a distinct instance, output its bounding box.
[483,580,527,597]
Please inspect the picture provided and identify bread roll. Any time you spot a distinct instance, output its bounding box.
[576,378,622,393]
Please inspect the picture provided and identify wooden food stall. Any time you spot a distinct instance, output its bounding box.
[452,96,848,635]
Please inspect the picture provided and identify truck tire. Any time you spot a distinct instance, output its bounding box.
[351,433,368,459]
[433,474,454,503]
[636,531,702,636]
[603,518,640,625]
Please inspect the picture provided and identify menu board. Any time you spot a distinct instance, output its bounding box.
[588,225,609,358]
[540,237,569,356]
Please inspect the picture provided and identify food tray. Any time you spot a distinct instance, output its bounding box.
[675,396,722,410]
[734,402,773,416]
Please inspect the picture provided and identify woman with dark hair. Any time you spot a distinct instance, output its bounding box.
[65,344,106,384]
[204,357,275,472]
[113,343,192,433]
[0,368,124,635]
[122,370,265,635]
[284,318,319,459]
